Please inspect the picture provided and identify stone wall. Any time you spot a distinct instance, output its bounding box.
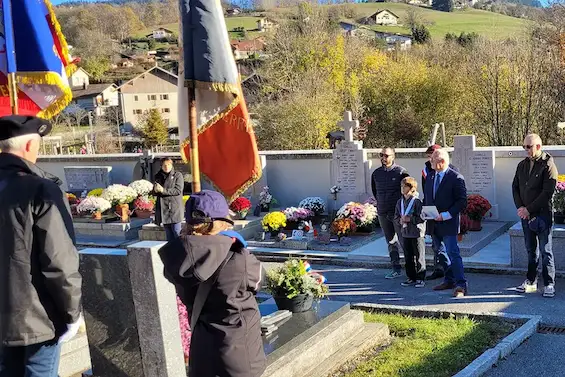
[37,146,565,222]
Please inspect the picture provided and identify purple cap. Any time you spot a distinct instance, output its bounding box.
[185,190,234,225]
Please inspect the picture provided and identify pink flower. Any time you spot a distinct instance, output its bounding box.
[177,296,191,358]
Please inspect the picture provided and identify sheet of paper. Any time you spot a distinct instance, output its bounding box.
[422,206,440,220]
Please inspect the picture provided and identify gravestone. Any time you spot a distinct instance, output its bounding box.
[64,166,112,192]
[329,111,372,209]
[452,135,498,219]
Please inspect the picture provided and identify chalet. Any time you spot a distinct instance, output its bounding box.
[226,7,242,15]
[146,28,174,40]
[375,32,413,51]
[71,83,119,116]
[257,18,276,32]
[366,10,399,26]
[117,66,178,129]
[231,38,266,60]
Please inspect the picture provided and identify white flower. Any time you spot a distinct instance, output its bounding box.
[129,180,153,196]
[298,197,326,215]
[101,184,137,206]
[77,196,111,214]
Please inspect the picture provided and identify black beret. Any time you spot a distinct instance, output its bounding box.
[0,115,52,141]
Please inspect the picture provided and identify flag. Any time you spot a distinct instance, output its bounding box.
[178,0,262,202]
[0,0,76,118]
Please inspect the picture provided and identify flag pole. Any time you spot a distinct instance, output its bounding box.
[2,0,18,114]
[188,83,201,193]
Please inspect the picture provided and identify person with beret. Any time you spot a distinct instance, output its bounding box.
[158,190,266,377]
[0,116,83,377]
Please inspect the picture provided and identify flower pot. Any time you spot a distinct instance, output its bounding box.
[116,204,130,223]
[92,211,102,220]
[555,213,565,224]
[135,209,153,219]
[273,293,314,313]
[270,229,280,238]
[469,219,482,231]
[235,210,248,220]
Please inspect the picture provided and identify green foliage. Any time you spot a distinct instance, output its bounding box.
[411,24,431,44]
[81,57,110,81]
[265,259,329,299]
[140,109,169,148]
[341,313,515,377]
[446,32,479,47]
[147,38,157,50]
[432,0,454,12]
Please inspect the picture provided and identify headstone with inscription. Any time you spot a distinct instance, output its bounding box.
[64,166,112,192]
[329,112,372,208]
[452,135,498,219]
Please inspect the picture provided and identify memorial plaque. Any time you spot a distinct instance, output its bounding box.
[452,135,498,219]
[64,166,112,192]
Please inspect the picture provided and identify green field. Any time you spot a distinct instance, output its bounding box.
[135,16,263,39]
[342,3,531,40]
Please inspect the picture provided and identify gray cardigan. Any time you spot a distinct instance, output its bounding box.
[394,195,426,238]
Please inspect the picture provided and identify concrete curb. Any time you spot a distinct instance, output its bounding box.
[351,303,541,377]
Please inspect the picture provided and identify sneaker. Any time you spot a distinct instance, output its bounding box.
[543,284,555,298]
[385,270,402,279]
[415,280,426,288]
[516,280,537,293]
[401,279,416,286]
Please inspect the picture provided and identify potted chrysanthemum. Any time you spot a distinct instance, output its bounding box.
[101,184,137,222]
[299,197,326,223]
[229,197,252,220]
[133,196,155,219]
[262,211,287,237]
[265,258,328,313]
[282,207,314,229]
[129,179,154,197]
[76,196,112,220]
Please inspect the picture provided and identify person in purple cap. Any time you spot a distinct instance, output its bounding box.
[158,190,266,377]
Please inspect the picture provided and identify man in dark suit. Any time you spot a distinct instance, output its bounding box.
[424,149,468,297]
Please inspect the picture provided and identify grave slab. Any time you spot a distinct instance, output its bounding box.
[510,222,565,271]
[74,218,151,244]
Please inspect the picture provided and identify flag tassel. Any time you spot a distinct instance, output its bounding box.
[7,72,17,115]
[188,84,201,193]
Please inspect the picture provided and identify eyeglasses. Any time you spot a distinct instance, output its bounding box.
[523,145,534,150]
[380,153,391,158]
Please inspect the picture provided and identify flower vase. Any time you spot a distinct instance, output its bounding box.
[273,293,313,313]
[235,210,248,220]
[92,211,102,220]
[116,204,130,223]
[469,219,482,231]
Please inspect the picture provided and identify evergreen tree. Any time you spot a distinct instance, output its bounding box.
[412,24,431,44]
[432,0,454,12]
[142,109,169,148]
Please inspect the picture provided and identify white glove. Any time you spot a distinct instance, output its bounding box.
[59,314,84,344]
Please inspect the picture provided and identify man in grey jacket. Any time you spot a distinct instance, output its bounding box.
[0,116,82,377]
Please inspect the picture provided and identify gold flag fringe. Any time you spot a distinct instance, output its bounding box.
[44,0,74,72]
[16,71,73,119]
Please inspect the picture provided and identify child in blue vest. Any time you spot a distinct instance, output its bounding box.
[395,177,427,287]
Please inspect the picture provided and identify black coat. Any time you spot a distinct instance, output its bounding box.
[154,169,184,225]
[371,164,409,215]
[0,153,82,346]
[159,234,266,377]
[512,152,558,221]
[424,168,467,237]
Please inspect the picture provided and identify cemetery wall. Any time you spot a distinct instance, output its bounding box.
[37,146,565,222]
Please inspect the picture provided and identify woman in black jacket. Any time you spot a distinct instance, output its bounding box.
[158,190,266,377]
[153,158,185,241]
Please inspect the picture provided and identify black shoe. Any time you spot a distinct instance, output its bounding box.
[426,271,444,281]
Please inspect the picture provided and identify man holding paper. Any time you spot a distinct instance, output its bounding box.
[424,149,468,297]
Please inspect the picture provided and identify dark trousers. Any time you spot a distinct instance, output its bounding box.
[431,236,446,274]
[378,213,402,271]
[0,340,61,377]
[436,234,466,288]
[400,236,426,281]
[522,219,555,286]
[164,223,182,242]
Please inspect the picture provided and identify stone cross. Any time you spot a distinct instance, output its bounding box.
[338,111,358,142]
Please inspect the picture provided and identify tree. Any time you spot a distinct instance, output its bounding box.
[81,57,110,81]
[148,38,157,50]
[412,24,431,44]
[432,0,454,12]
[141,109,169,148]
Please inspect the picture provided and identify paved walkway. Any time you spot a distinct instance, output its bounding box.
[291,264,565,377]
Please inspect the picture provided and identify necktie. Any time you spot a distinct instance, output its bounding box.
[433,174,441,199]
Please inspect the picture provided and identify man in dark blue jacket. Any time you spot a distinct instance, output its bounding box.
[371,147,409,279]
[424,149,468,297]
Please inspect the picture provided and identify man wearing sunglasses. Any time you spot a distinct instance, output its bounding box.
[512,134,558,298]
[371,147,409,279]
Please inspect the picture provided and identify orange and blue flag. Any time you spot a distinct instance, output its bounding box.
[178,0,262,202]
[0,0,76,118]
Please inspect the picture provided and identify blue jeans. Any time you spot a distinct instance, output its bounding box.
[0,340,61,377]
[164,223,182,241]
[435,234,466,288]
[522,219,554,286]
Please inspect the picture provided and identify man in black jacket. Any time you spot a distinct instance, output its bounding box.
[512,134,558,298]
[371,147,409,279]
[154,158,185,241]
[0,116,82,377]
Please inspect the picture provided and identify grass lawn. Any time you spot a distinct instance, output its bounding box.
[338,312,516,377]
[134,16,263,39]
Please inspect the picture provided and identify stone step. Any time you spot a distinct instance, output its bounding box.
[263,309,365,377]
[307,322,391,377]
[59,331,92,377]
